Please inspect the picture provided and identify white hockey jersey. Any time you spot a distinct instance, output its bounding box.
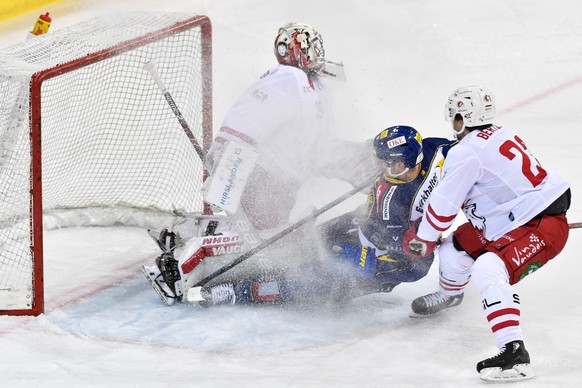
[211,64,335,189]
[417,125,570,241]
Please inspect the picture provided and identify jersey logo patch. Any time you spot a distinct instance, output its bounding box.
[463,200,486,233]
[381,186,397,220]
[388,136,406,148]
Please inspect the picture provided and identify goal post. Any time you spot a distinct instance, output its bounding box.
[0,12,213,315]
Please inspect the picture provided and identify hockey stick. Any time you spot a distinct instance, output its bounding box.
[144,60,373,298]
[144,60,264,255]
[188,176,375,296]
[144,60,208,166]
[187,200,579,301]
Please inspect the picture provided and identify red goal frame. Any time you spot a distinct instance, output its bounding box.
[0,15,212,316]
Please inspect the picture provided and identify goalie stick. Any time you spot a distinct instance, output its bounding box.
[186,176,375,301]
[144,60,208,166]
[144,58,260,241]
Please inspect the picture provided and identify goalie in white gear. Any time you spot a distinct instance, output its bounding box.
[143,22,376,306]
[204,22,365,231]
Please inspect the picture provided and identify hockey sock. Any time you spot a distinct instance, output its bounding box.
[438,237,473,295]
[472,252,522,348]
[480,284,522,348]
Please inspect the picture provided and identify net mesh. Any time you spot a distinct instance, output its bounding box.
[0,12,211,312]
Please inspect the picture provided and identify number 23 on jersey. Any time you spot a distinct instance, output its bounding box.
[499,135,547,187]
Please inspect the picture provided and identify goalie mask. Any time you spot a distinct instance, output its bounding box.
[274,22,325,74]
[373,126,423,178]
[445,85,495,136]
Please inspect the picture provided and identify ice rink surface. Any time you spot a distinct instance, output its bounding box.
[1,1,582,387]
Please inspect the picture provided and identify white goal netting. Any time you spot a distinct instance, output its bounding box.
[0,12,212,314]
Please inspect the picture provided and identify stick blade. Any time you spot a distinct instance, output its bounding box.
[187,286,205,302]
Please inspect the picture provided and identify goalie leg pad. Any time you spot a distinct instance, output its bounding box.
[203,139,259,214]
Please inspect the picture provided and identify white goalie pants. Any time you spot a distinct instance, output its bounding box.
[438,235,523,349]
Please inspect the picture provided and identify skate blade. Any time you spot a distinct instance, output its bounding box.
[141,265,176,306]
[479,363,535,383]
[409,310,435,319]
[408,309,448,318]
[408,304,460,319]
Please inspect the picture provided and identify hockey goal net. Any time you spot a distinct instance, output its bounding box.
[0,12,212,315]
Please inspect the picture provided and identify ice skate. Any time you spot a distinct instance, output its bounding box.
[410,291,463,317]
[155,252,181,289]
[142,228,185,305]
[142,261,180,306]
[477,340,535,382]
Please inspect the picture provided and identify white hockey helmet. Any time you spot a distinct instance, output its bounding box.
[445,86,495,128]
[274,22,325,74]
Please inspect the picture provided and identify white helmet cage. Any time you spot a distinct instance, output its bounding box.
[274,22,325,74]
[445,86,495,127]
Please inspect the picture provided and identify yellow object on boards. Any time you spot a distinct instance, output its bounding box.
[31,12,52,35]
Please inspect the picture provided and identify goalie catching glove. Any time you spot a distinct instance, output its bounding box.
[403,218,437,258]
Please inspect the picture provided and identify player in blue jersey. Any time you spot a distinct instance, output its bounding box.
[196,125,457,305]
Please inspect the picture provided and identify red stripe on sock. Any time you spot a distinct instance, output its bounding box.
[439,278,469,291]
[491,320,520,333]
[487,308,520,322]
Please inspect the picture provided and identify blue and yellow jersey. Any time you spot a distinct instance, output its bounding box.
[359,137,457,251]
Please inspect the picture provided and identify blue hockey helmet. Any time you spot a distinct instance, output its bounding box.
[373,126,423,170]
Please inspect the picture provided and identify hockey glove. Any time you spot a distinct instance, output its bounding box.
[403,219,437,259]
